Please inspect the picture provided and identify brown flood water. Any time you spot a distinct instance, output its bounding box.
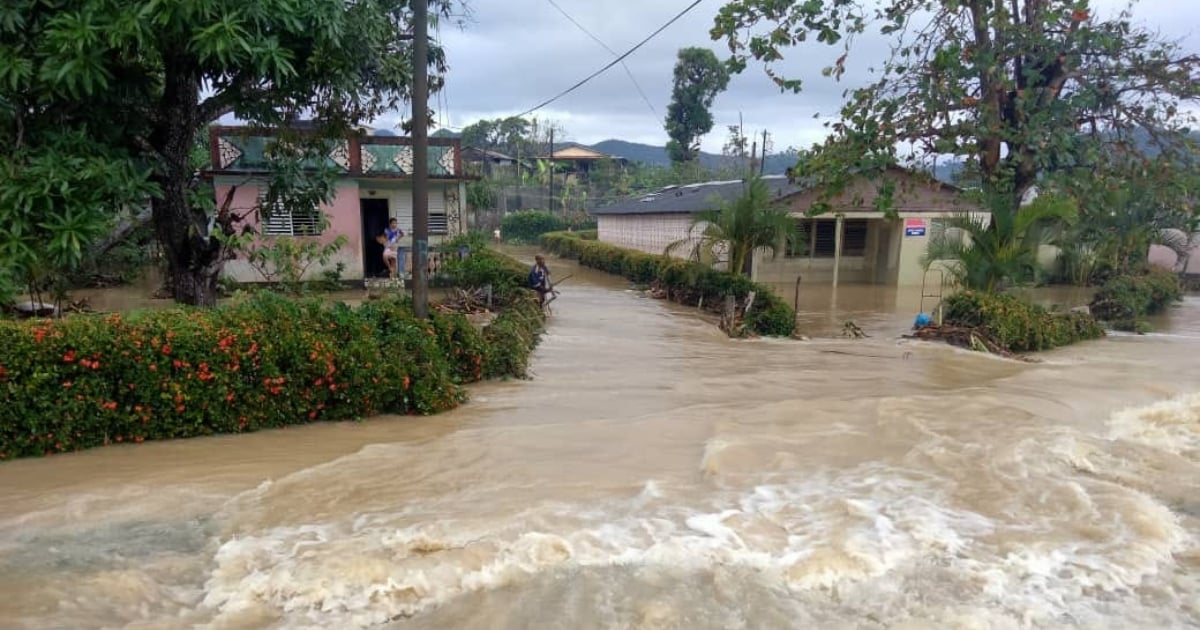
[2,258,1199,629]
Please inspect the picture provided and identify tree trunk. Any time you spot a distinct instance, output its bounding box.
[150,59,225,307]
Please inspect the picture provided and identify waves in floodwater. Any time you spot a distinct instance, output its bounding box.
[1,263,1198,629]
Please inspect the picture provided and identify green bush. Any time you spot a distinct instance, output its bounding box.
[1089,268,1183,330]
[574,229,598,240]
[943,290,1105,352]
[541,231,795,337]
[438,233,530,301]
[0,290,542,461]
[501,210,568,243]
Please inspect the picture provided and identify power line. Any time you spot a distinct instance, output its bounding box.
[544,0,658,117]
[516,0,705,118]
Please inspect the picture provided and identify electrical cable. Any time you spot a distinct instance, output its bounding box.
[515,0,705,118]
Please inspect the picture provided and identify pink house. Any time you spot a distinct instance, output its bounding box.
[208,125,470,282]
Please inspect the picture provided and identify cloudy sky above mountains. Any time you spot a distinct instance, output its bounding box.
[393,0,1198,154]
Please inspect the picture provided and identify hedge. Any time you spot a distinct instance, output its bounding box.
[0,278,543,461]
[500,211,569,243]
[943,290,1106,352]
[540,231,795,336]
[1089,267,1183,331]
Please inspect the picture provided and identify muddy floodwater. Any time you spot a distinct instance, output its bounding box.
[2,259,1199,629]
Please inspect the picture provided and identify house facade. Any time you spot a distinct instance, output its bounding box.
[208,125,470,283]
[592,168,985,287]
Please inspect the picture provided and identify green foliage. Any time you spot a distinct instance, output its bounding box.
[460,117,533,157]
[480,294,544,379]
[712,0,1200,211]
[0,132,156,305]
[1054,161,1199,285]
[665,47,731,164]
[501,211,570,243]
[666,176,798,276]
[0,288,542,460]
[1089,268,1183,330]
[1,0,455,305]
[439,235,531,301]
[541,231,795,336]
[924,192,1076,292]
[944,290,1105,353]
[466,180,499,211]
[575,229,598,240]
[237,234,349,294]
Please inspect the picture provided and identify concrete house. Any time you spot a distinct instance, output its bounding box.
[208,125,470,282]
[592,167,985,287]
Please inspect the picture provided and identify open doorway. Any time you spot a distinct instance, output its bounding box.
[360,198,390,278]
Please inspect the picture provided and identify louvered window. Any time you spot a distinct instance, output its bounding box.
[788,218,868,257]
[258,191,324,236]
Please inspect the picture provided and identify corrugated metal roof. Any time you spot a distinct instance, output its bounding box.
[591,175,805,215]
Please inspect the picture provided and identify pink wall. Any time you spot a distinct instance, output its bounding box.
[1150,241,1200,275]
[214,180,366,281]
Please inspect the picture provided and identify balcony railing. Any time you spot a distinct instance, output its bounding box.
[208,126,462,178]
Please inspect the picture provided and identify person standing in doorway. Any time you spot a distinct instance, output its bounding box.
[379,218,405,279]
[529,254,552,308]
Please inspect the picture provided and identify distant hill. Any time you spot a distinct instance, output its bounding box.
[590,139,798,174]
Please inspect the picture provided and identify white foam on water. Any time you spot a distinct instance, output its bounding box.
[1108,392,1200,459]
[192,401,1200,629]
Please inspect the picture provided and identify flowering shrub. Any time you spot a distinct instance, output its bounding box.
[0,290,542,460]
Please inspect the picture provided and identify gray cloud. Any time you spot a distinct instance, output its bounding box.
[405,0,1197,154]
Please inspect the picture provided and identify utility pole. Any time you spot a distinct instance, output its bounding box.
[411,0,430,318]
[547,127,554,212]
[760,129,769,176]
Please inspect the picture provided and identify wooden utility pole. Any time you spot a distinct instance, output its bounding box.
[411,0,430,318]
[760,130,769,176]
[547,127,555,211]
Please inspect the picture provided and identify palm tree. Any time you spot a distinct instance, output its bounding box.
[665,176,797,276]
[1056,185,1197,284]
[923,192,1076,292]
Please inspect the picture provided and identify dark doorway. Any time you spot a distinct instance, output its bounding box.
[360,198,390,278]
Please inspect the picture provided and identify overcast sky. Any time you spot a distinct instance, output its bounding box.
[382,0,1198,155]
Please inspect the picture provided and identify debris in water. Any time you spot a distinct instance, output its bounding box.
[904,324,1035,361]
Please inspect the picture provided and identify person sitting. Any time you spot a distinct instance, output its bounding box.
[378,218,404,279]
[529,254,551,308]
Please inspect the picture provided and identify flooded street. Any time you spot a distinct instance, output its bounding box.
[2,260,1199,629]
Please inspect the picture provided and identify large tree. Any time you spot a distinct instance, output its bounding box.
[460,116,532,157]
[665,47,731,164]
[1,0,454,306]
[711,0,1200,212]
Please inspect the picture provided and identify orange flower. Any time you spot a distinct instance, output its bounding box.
[176,404,185,412]
[63,350,76,363]
[403,376,411,389]
[62,381,73,389]
[102,401,118,411]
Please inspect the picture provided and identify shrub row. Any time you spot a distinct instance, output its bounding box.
[0,285,543,461]
[540,231,795,336]
[500,211,569,243]
[943,290,1106,352]
[1089,267,1183,330]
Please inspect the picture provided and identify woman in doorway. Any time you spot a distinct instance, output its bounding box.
[379,218,404,279]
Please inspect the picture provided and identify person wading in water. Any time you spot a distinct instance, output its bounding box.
[529,254,552,309]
